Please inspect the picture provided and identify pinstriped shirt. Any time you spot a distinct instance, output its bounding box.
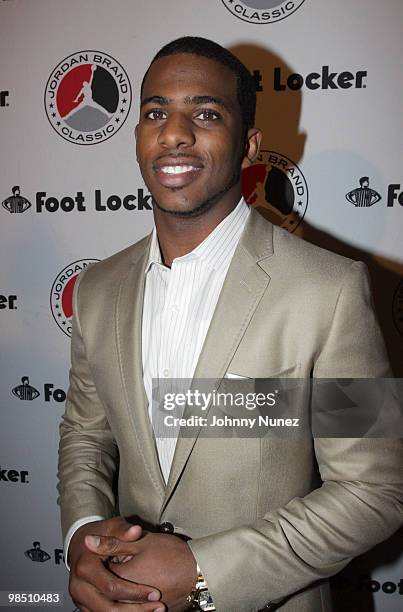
[142,197,250,482]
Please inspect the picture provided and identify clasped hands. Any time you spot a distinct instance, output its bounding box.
[68,517,198,612]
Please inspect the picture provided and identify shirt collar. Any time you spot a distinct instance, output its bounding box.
[145,197,250,273]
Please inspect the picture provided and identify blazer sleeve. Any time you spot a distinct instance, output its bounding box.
[57,269,118,540]
[188,261,403,612]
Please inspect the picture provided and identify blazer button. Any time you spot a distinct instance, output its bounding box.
[159,521,174,534]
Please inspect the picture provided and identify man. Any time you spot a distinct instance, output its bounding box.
[58,37,403,612]
[12,376,40,400]
[24,541,51,563]
[345,176,382,207]
[2,185,31,213]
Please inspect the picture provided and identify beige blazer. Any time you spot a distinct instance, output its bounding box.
[58,209,403,612]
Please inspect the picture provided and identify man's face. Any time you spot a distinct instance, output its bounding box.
[136,53,246,216]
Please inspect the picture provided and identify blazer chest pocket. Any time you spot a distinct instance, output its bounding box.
[224,362,302,380]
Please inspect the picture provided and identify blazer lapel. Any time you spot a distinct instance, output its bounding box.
[162,209,274,510]
[116,236,166,499]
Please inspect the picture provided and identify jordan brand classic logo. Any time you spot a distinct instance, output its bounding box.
[220,0,306,24]
[50,259,99,337]
[44,51,131,145]
[242,150,308,232]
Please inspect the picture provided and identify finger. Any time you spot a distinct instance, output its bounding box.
[119,525,143,542]
[72,583,165,612]
[85,534,140,557]
[108,519,143,542]
[72,555,161,604]
[110,554,135,564]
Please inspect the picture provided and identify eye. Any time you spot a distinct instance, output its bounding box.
[145,109,166,121]
[195,109,221,122]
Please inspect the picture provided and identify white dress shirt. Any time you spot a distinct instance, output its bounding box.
[143,197,250,482]
[64,197,250,563]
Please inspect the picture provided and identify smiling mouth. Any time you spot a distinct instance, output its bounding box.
[153,161,203,188]
[160,165,199,175]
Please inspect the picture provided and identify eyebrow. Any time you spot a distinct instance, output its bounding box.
[140,95,229,109]
[184,95,228,109]
[141,95,170,107]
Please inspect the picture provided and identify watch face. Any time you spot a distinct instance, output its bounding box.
[198,589,214,610]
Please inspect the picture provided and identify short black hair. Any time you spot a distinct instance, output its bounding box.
[359,176,369,185]
[141,36,256,134]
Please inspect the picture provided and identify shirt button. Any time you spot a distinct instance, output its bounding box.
[163,369,169,377]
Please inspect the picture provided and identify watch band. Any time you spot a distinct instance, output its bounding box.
[186,568,216,611]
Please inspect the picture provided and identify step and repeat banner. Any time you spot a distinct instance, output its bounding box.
[1,1,402,610]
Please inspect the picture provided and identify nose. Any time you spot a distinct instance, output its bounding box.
[157,112,195,149]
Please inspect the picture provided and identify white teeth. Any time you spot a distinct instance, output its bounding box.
[160,165,197,175]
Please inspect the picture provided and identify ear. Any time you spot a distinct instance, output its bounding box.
[241,128,262,169]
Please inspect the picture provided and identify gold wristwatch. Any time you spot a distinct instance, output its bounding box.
[186,568,216,611]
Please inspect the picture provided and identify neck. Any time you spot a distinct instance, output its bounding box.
[153,189,242,267]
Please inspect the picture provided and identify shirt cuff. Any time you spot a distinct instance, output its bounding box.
[64,515,105,570]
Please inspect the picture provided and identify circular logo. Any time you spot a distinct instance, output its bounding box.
[45,51,131,145]
[220,0,306,24]
[50,260,99,337]
[242,150,308,232]
[393,280,403,337]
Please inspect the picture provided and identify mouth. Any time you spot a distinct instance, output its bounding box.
[153,158,203,188]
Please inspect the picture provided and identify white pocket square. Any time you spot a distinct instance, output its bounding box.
[224,372,250,379]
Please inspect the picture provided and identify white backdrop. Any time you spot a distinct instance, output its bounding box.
[1,1,402,610]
